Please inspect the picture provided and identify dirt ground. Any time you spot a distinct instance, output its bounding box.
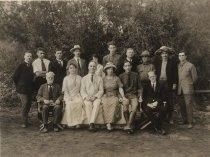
[1,101,210,157]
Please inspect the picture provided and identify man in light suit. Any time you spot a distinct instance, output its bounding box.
[36,72,63,133]
[178,51,198,129]
[66,45,87,76]
[80,61,104,131]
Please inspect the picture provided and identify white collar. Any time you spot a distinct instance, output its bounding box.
[74,57,81,60]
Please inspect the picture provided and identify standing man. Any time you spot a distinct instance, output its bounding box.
[117,48,140,75]
[119,61,142,132]
[178,51,198,129]
[13,52,34,128]
[36,72,63,133]
[80,61,104,131]
[49,49,67,87]
[32,47,50,94]
[66,45,87,76]
[102,41,120,66]
[155,46,178,124]
[137,50,155,87]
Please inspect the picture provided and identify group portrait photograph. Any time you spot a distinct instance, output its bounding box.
[0,0,210,157]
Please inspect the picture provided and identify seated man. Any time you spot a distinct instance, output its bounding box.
[80,60,104,131]
[36,72,63,133]
[119,61,142,132]
[142,71,168,135]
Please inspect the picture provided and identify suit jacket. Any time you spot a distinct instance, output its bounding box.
[155,59,178,89]
[13,62,34,94]
[48,59,67,86]
[178,61,198,95]
[142,82,168,108]
[66,58,87,77]
[102,54,121,66]
[36,83,63,102]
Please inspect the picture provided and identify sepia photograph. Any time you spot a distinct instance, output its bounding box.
[0,0,210,157]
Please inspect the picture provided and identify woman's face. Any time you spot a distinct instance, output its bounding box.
[69,65,76,74]
[106,67,114,76]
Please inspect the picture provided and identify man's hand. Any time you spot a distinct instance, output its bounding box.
[172,84,177,90]
[44,99,50,105]
[55,99,60,105]
[85,96,92,101]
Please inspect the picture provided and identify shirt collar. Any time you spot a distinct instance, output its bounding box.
[74,57,81,60]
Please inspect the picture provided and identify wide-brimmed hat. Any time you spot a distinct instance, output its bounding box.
[103,62,117,72]
[155,46,174,55]
[70,45,82,53]
[140,50,151,57]
[107,41,116,46]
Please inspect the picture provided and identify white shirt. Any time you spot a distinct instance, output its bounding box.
[32,58,50,73]
[80,73,104,99]
[56,59,63,66]
[74,57,81,67]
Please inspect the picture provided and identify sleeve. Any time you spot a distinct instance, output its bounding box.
[36,85,44,102]
[117,77,123,88]
[62,77,67,93]
[191,64,198,83]
[48,61,53,72]
[56,84,63,101]
[32,60,39,73]
[80,77,88,100]
[12,64,22,85]
[94,77,104,99]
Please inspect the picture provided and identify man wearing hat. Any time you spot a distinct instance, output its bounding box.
[154,46,178,124]
[137,50,155,87]
[102,41,120,66]
[66,45,87,77]
[36,72,63,133]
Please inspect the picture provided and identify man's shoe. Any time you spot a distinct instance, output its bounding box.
[21,124,27,128]
[160,129,167,135]
[54,125,59,132]
[123,125,132,131]
[187,124,193,129]
[75,124,81,129]
[106,124,113,131]
[40,126,48,133]
[89,123,96,132]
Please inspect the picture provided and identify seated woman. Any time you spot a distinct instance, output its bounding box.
[61,63,86,128]
[92,53,104,77]
[101,62,126,131]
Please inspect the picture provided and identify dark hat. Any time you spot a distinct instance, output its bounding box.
[107,41,116,46]
[140,50,151,57]
[155,46,174,55]
[70,45,82,53]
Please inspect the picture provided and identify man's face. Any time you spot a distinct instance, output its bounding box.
[126,49,134,58]
[178,52,187,62]
[88,61,96,74]
[123,62,132,73]
[24,53,32,63]
[37,50,45,59]
[46,75,54,84]
[74,49,81,57]
[148,73,157,83]
[108,45,116,55]
[161,51,168,60]
[55,51,62,60]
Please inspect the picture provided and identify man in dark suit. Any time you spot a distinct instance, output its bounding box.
[49,49,67,87]
[117,48,140,75]
[142,71,168,135]
[36,72,63,133]
[154,46,178,124]
[13,52,34,128]
[66,45,87,76]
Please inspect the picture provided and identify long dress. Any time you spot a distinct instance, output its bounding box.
[61,75,87,126]
[101,76,126,124]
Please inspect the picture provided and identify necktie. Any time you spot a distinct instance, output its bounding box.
[91,74,94,82]
[152,83,155,91]
[49,85,53,100]
[41,59,46,71]
[77,59,81,74]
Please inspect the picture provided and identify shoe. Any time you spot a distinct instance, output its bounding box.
[21,124,27,128]
[40,125,48,133]
[75,124,81,129]
[169,120,174,125]
[123,125,132,131]
[106,124,113,131]
[187,124,193,129]
[178,121,187,125]
[89,123,96,132]
[160,129,167,135]
[54,125,59,132]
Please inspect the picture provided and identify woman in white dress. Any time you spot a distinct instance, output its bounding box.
[92,53,104,77]
[61,63,86,128]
